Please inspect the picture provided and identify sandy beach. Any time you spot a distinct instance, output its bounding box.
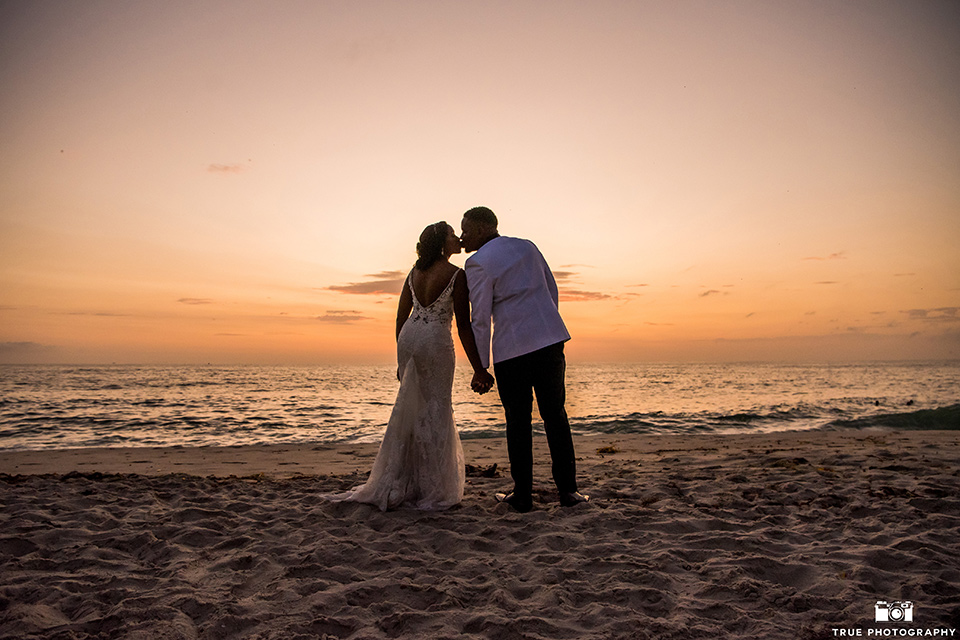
[1,430,958,639]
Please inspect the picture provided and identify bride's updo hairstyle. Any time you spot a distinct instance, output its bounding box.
[415,221,448,271]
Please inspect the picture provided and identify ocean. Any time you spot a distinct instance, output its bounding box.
[1,362,958,451]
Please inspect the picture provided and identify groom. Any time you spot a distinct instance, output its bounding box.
[460,206,588,513]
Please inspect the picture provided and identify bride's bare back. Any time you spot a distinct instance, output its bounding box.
[410,262,461,307]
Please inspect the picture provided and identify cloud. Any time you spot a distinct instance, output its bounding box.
[57,311,132,317]
[327,271,405,296]
[559,290,612,302]
[317,310,372,324]
[803,251,847,261]
[207,163,247,174]
[815,281,839,285]
[178,298,214,305]
[547,269,614,301]
[901,308,960,323]
[699,290,721,297]
[553,264,596,279]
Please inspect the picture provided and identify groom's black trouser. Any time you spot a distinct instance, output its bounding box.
[494,342,577,497]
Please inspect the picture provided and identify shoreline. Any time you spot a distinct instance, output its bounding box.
[1,430,958,478]
[2,430,958,639]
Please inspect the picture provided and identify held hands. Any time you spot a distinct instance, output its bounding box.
[471,369,495,395]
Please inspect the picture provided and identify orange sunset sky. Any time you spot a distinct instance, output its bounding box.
[1,1,958,365]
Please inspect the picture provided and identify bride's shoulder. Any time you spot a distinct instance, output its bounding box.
[444,264,462,284]
[436,261,459,276]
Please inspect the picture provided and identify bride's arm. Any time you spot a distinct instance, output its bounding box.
[396,273,413,341]
[453,270,494,393]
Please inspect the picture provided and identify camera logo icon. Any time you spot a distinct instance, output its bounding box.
[875,600,914,623]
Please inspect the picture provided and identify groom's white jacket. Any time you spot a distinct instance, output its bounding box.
[465,236,571,369]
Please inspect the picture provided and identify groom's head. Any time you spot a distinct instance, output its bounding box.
[460,206,499,253]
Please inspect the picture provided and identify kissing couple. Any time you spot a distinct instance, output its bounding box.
[325,206,588,513]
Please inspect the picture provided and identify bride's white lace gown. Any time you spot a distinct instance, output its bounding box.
[330,269,465,511]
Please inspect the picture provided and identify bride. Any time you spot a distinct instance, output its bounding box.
[328,221,494,510]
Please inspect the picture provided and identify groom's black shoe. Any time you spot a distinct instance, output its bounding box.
[559,491,590,507]
[495,492,533,513]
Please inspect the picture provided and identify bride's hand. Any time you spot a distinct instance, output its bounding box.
[471,369,494,395]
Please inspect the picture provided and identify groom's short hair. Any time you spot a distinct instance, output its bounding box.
[463,206,498,229]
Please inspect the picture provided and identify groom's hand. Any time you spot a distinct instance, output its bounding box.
[471,369,495,395]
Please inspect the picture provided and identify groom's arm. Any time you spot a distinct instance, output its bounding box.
[465,260,493,370]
